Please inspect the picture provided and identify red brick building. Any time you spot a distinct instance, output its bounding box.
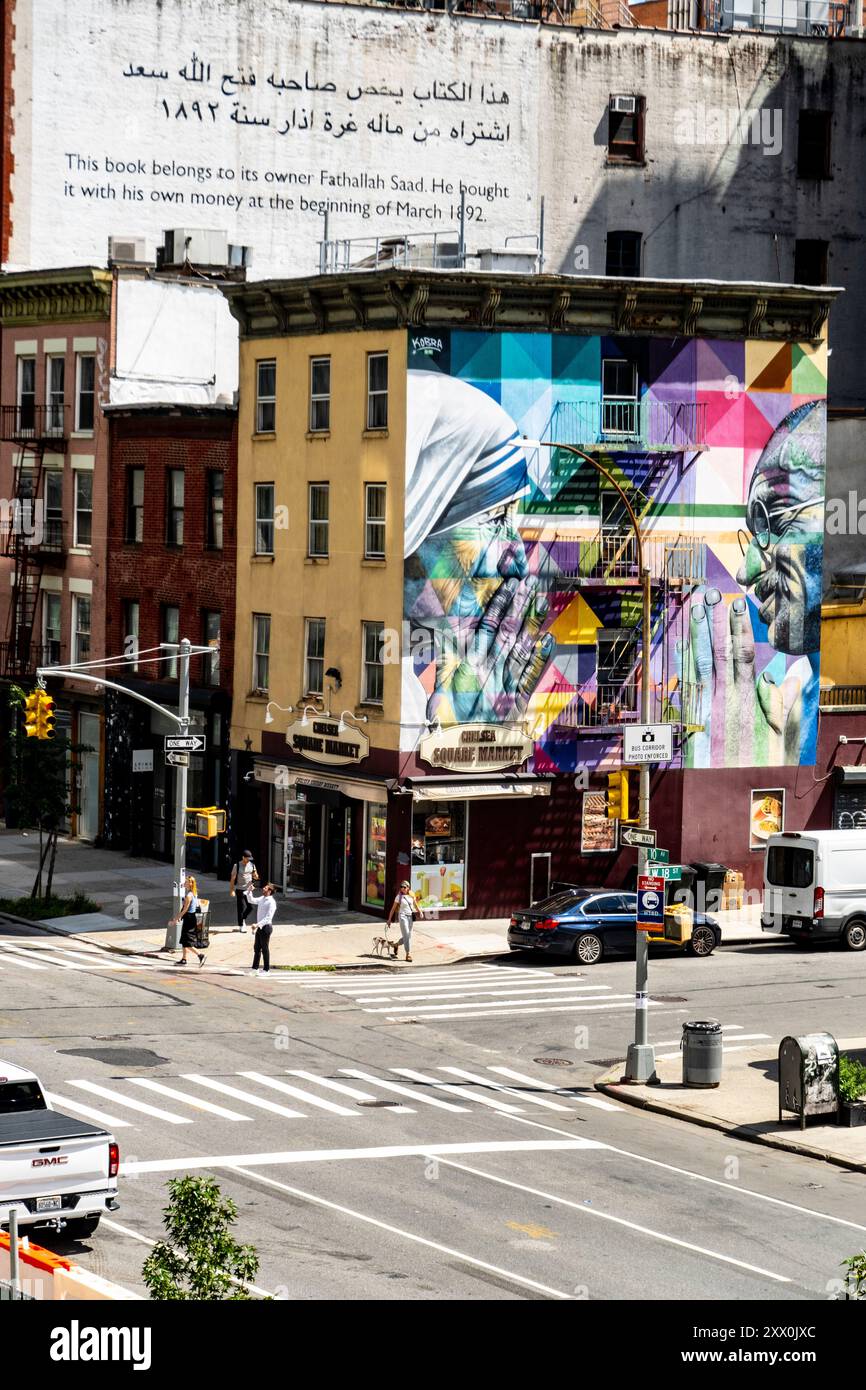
[101,406,237,871]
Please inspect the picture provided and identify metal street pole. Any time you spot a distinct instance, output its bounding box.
[8,1208,20,1298]
[164,637,191,951]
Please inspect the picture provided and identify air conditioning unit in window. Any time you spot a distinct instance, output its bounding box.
[227,243,253,269]
[610,95,637,114]
[108,236,150,264]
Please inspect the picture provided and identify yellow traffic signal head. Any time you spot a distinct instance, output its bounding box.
[36,691,56,740]
[23,691,40,738]
[606,770,629,820]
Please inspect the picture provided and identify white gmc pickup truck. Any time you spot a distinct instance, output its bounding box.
[0,1061,120,1239]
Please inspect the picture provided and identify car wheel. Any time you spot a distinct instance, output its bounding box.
[575,932,603,965]
[844,919,866,952]
[63,1216,100,1240]
[687,925,716,957]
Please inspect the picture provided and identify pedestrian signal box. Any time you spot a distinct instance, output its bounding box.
[185,807,227,839]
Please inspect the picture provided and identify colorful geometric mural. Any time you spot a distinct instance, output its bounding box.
[402,330,827,771]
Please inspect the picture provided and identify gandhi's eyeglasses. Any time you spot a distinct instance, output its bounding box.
[738,498,821,556]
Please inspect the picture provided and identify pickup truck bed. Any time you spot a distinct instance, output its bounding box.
[0,1110,106,1146]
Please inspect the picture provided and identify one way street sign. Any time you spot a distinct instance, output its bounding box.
[164,734,206,752]
[621,826,656,848]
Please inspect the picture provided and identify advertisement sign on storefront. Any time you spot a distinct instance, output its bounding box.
[418,723,532,774]
[285,717,369,767]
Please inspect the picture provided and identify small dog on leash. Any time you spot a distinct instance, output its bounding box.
[372,935,400,959]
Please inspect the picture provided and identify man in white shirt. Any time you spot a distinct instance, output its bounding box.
[247,883,277,977]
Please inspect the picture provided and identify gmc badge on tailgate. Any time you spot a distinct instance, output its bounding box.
[32,1155,68,1167]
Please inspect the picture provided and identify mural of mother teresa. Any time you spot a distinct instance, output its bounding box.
[403,370,554,734]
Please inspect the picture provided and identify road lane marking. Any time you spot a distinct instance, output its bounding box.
[239,1071,359,1116]
[365,992,637,1015]
[655,1042,771,1061]
[299,966,541,988]
[340,1069,470,1112]
[432,1159,792,1285]
[389,1067,524,1113]
[0,949,48,970]
[181,1075,306,1119]
[120,1138,601,1175]
[226,1163,576,1301]
[440,1066,572,1112]
[488,1066,620,1110]
[356,984,611,1003]
[44,1091,133,1129]
[389,1000,663,1022]
[286,1070,415,1112]
[126,1077,253,1121]
[69,1079,192,1124]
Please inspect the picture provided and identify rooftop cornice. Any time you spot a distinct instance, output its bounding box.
[222,270,840,345]
[0,267,113,327]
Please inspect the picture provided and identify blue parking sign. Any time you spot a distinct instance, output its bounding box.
[637,874,665,930]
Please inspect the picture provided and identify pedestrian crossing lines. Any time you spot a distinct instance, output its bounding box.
[295,963,666,1022]
[0,939,162,974]
[40,1059,621,1133]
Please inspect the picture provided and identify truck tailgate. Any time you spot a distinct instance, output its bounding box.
[0,1109,111,1199]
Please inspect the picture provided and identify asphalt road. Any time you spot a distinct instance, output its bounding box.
[1,923,865,1302]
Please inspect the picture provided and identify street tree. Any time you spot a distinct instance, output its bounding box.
[141,1176,261,1301]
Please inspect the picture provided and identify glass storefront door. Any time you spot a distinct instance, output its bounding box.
[270,788,322,894]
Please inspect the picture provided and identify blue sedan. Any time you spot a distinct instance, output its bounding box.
[508,889,721,965]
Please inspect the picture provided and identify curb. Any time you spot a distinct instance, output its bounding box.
[595,1071,866,1174]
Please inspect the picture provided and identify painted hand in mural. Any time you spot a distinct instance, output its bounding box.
[677,587,812,768]
[407,510,554,725]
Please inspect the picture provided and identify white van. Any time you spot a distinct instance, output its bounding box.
[761,830,866,951]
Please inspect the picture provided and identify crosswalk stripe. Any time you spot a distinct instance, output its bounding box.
[356,983,612,1004]
[487,1065,618,1111]
[389,1067,524,1113]
[126,1077,253,1121]
[652,1030,768,1048]
[0,949,48,970]
[387,1000,661,1022]
[285,1070,415,1112]
[68,1079,192,1124]
[44,1091,134,1129]
[180,1075,306,1119]
[300,967,542,990]
[238,1072,359,1116]
[340,1069,470,1113]
[0,943,152,973]
[366,991,636,1015]
[440,1066,573,1112]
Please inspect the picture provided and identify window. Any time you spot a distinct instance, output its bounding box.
[410,801,467,909]
[601,359,638,436]
[166,469,184,546]
[794,239,829,286]
[309,357,331,432]
[596,627,638,715]
[308,483,329,557]
[256,359,276,433]
[767,845,813,888]
[366,352,389,430]
[44,471,63,551]
[361,622,385,704]
[304,618,325,695]
[73,470,93,547]
[43,592,62,664]
[608,95,645,163]
[364,483,386,559]
[364,802,388,909]
[206,471,224,549]
[75,355,95,432]
[162,604,179,679]
[255,483,275,555]
[252,613,270,693]
[124,468,143,543]
[797,110,831,180]
[17,358,35,433]
[46,356,65,434]
[72,595,91,664]
[825,570,866,605]
[605,231,642,277]
[203,610,220,687]
[123,599,140,672]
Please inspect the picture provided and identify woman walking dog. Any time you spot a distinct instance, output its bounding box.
[387,880,420,963]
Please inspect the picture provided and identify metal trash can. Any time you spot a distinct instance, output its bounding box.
[778,1033,839,1130]
[669,865,698,913]
[682,1019,723,1087]
[690,862,728,914]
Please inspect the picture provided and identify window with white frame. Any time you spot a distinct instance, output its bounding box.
[309,357,331,432]
[256,359,276,433]
[364,483,386,559]
[601,358,638,437]
[206,471,224,549]
[43,592,62,665]
[17,358,36,433]
[72,595,91,664]
[44,471,63,551]
[252,613,270,693]
[75,355,95,432]
[362,621,385,704]
[163,604,179,679]
[308,483,329,557]
[46,356,65,434]
[255,483,275,554]
[123,599,140,672]
[73,470,93,547]
[366,352,388,430]
[304,618,325,696]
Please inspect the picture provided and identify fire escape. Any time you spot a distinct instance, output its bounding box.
[534,395,708,735]
[0,402,68,679]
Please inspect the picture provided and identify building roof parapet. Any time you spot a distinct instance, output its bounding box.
[0,267,113,327]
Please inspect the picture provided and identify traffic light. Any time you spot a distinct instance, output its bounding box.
[606,770,629,821]
[36,691,55,740]
[23,692,40,738]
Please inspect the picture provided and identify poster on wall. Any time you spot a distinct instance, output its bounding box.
[581,792,618,854]
[411,863,465,911]
[749,788,785,851]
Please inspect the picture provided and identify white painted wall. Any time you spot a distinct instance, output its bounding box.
[111,275,238,407]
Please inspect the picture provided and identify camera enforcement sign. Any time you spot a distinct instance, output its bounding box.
[623,725,674,765]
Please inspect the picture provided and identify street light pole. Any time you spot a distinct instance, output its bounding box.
[165,637,191,951]
[523,438,657,1084]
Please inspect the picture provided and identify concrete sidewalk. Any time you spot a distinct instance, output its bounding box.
[0,828,769,969]
[597,1038,866,1172]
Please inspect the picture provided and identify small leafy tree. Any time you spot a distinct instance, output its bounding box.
[142,1176,260,1300]
[841,1252,866,1300]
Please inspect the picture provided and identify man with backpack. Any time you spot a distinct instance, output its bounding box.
[229,849,259,933]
